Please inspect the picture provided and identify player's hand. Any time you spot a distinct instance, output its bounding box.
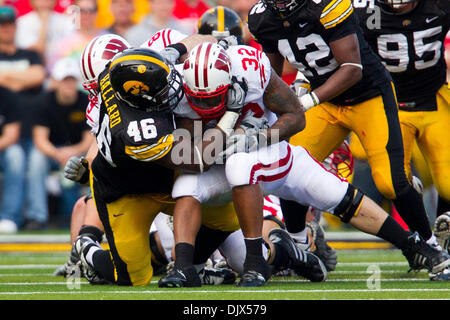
[64,156,89,184]
[217,35,238,50]
[289,78,311,98]
[226,76,248,114]
[216,128,264,162]
[240,114,269,132]
[159,46,180,65]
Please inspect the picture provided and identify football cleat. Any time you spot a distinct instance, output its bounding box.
[269,228,327,282]
[236,253,271,287]
[434,212,450,254]
[199,266,236,285]
[402,232,450,274]
[236,270,267,287]
[429,267,450,281]
[294,251,328,282]
[74,235,110,285]
[307,221,338,272]
[158,265,202,288]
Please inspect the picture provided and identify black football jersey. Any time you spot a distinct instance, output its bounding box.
[91,69,175,202]
[354,0,450,111]
[247,0,392,106]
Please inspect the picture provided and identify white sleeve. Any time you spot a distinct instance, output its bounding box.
[15,15,38,49]
[86,94,101,135]
[140,28,188,51]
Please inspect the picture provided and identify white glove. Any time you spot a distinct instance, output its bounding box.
[64,156,89,184]
[159,46,180,65]
[240,114,269,132]
[226,76,248,113]
[290,78,311,98]
[216,129,262,162]
[217,35,239,50]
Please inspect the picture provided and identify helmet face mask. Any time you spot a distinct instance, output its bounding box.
[183,83,229,119]
[182,43,232,120]
[323,141,354,179]
[263,0,305,17]
[377,0,420,13]
[109,48,183,112]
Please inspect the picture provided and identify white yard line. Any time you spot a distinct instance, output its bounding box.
[0,288,448,295]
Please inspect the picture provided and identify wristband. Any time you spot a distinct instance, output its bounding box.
[341,62,363,70]
[299,92,319,111]
[217,111,239,137]
[166,43,188,57]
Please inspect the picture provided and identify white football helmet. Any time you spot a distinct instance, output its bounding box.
[182,42,232,119]
[80,34,130,96]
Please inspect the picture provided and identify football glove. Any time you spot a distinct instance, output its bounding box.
[64,156,89,185]
[226,76,248,114]
[217,128,264,161]
[159,46,181,65]
[290,78,311,98]
[217,35,239,50]
[240,115,269,132]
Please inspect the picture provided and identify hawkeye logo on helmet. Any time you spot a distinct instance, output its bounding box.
[123,80,150,95]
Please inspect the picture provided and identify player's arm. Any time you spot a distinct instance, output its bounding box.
[313,33,363,103]
[265,52,286,78]
[0,122,20,151]
[160,34,218,64]
[262,70,306,142]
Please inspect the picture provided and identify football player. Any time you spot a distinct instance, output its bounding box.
[74,35,312,286]
[353,0,450,259]
[160,41,450,287]
[246,0,444,269]
[197,5,244,42]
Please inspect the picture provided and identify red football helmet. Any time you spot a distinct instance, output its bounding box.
[182,42,232,120]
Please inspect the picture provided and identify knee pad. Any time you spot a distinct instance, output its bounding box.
[171,173,201,200]
[333,184,364,223]
[225,152,253,188]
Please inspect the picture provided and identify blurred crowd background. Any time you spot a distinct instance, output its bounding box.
[0,0,448,234]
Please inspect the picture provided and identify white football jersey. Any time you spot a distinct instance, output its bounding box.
[139,28,188,52]
[173,44,276,126]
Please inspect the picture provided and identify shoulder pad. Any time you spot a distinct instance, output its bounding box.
[318,0,354,29]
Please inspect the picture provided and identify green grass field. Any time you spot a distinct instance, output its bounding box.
[1,249,449,300]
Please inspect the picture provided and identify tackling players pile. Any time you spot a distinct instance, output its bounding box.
[56,1,450,288]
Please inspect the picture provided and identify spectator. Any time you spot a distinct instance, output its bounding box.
[0,5,46,231]
[106,0,135,37]
[172,0,209,34]
[47,0,105,77]
[0,87,26,234]
[27,57,93,230]
[14,0,74,69]
[125,0,185,46]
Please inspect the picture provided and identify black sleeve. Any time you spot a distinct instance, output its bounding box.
[437,0,450,32]
[26,49,44,66]
[323,11,359,43]
[32,94,50,128]
[1,88,20,125]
